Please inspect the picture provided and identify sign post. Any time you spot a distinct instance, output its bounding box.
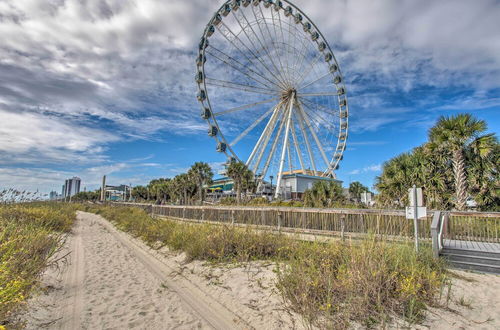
[412,185,419,252]
[405,185,426,252]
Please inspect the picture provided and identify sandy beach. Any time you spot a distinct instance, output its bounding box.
[20,211,305,329]
[19,211,500,329]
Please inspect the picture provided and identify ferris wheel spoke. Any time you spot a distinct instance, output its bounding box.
[206,47,280,90]
[297,100,332,170]
[205,77,279,96]
[246,101,282,166]
[238,8,290,91]
[229,105,275,147]
[275,94,295,198]
[298,91,344,97]
[231,9,289,90]
[259,103,288,179]
[252,4,290,88]
[300,98,340,117]
[215,22,278,88]
[252,104,285,174]
[300,70,332,90]
[291,115,305,171]
[294,50,324,87]
[218,20,288,90]
[301,101,337,131]
[270,8,291,85]
[289,21,314,85]
[295,105,317,173]
[214,97,280,116]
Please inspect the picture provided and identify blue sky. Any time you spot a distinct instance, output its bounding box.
[0,0,499,194]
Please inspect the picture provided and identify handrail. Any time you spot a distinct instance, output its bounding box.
[115,201,431,217]
[431,211,442,258]
[438,212,447,250]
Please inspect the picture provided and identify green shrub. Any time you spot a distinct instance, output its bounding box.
[0,203,76,326]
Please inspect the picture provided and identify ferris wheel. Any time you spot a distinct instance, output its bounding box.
[196,0,348,198]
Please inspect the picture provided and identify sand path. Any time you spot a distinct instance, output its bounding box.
[26,211,251,329]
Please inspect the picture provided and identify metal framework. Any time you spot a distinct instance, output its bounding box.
[196,0,349,198]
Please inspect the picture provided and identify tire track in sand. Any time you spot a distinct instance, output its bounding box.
[59,219,85,330]
[77,211,249,329]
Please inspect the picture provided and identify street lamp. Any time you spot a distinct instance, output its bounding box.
[269,175,274,200]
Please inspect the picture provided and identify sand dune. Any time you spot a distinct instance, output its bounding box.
[20,211,305,329]
[19,211,499,329]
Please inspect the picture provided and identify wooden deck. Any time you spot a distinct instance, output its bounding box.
[443,239,500,252]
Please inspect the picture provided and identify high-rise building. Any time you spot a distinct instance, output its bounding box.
[49,191,59,200]
[63,177,81,198]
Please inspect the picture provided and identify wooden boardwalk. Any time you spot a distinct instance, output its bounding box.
[443,239,500,252]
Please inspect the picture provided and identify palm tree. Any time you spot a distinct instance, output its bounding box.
[304,181,345,208]
[226,161,253,204]
[429,114,495,210]
[188,162,213,203]
[348,181,369,202]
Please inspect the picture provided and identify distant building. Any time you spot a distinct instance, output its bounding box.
[49,191,59,200]
[208,170,343,201]
[63,177,81,198]
[104,184,131,201]
[277,170,343,200]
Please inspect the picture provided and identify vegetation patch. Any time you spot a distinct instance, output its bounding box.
[87,205,448,328]
[0,203,77,327]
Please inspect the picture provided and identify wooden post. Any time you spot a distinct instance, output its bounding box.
[431,211,442,258]
[183,207,186,219]
[202,208,205,221]
[101,175,106,202]
[278,211,282,232]
[341,214,345,241]
[261,210,265,225]
[231,210,235,225]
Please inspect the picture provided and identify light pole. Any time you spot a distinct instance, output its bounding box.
[269,175,274,200]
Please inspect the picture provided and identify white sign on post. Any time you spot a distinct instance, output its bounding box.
[405,206,427,219]
[408,187,423,206]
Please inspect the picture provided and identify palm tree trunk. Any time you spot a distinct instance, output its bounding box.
[199,180,204,203]
[452,149,467,210]
[236,182,241,204]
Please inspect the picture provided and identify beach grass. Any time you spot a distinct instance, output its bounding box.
[0,203,77,327]
[86,204,448,328]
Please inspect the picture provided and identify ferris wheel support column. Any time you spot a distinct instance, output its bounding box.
[274,93,295,199]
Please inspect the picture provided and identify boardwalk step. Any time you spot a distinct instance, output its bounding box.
[441,247,500,259]
[441,253,500,267]
[444,260,500,275]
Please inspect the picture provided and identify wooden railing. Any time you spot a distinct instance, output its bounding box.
[446,211,500,243]
[113,202,434,240]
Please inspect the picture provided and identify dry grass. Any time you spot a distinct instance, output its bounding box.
[0,203,77,327]
[86,205,448,328]
[276,238,447,328]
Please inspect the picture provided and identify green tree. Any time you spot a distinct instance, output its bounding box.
[148,178,171,203]
[376,113,498,211]
[172,173,196,205]
[132,185,148,201]
[304,181,345,208]
[429,114,496,210]
[72,190,100,202]
[226,161,254,204]
[188,162,213,203]
[348,181,369,202]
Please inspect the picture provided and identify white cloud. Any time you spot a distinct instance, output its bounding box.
[0,109,119,164]
[349,164,382,175]
[0,0,498,191]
